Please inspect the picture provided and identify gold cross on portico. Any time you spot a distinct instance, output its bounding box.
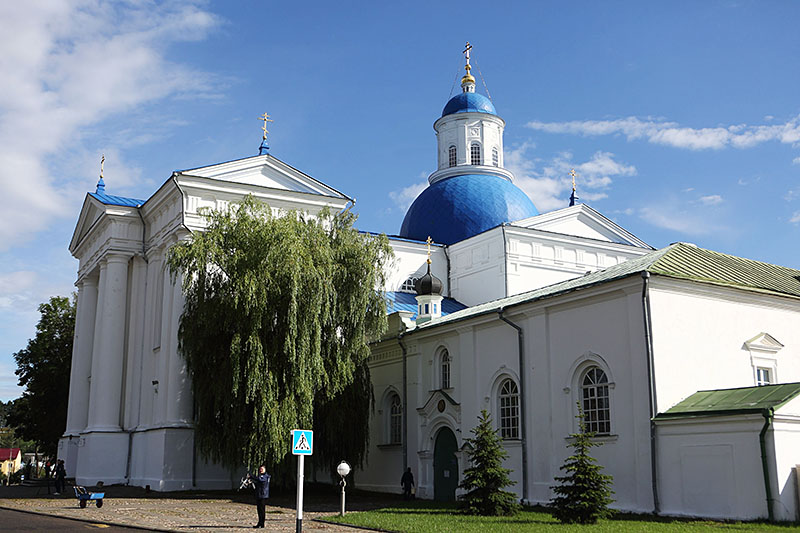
[258,112,273,141]
[426,236,433,264]
[100,154,105,179]
[569,168,577,191]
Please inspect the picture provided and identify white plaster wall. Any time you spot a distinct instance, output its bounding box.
[648,278,800,412]
[385,240,448,295]
[656,416,767,520]
[772,401,800,521]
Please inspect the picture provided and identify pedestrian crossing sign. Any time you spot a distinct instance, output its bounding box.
[291,429,313,455]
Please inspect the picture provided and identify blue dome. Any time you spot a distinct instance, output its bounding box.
[442,92,496,117]
[399,174,538,245]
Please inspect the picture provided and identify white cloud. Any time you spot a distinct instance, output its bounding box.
[638,204,718,236]
[389,180,427,211]
[505,145,635,211]
[793,157,800,165]
[0,1,220,251]
[791,212,800,224]
[526,115,800,151]
[698,195,723,206]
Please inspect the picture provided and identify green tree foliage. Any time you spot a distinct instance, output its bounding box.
[6,296,75,458]
[458,409,519,516]
[167,196,392,476]
[550,403,615,524]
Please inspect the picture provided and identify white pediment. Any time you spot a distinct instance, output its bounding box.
[512,204,650,248]
[177,154,349,199]
[69,194,138,255]
[743,332,784,354]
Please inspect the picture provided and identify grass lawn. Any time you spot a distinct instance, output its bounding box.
[325,501,796,532]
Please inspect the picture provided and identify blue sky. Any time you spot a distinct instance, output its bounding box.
[2,1,800,400]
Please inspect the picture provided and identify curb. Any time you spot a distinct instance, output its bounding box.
[313,518,393,532]
[0,505,177,533]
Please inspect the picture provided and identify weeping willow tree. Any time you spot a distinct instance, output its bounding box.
[167,195,392,479]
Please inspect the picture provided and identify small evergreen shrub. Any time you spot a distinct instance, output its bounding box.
[458,409,519,516]
[550,403,615,524]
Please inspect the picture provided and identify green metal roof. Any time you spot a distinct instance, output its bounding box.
[414,242,800,332]
[656,383,800,419]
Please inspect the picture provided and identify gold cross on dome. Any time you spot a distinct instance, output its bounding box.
[100,154,105,179]
[569,168,577,191]
[258,112,273,141]
[426,236,433,264]
[463,42,472,66]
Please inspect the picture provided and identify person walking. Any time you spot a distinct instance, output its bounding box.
[401,467,415,500]
[248,465,271,528]
[54,459,67,494]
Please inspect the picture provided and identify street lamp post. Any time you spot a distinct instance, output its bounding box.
[336,461,351,517]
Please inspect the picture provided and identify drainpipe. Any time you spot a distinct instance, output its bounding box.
[641,272,660,514]
[498,309,528,503]
[759,408,775,522]
[398,334,408,472]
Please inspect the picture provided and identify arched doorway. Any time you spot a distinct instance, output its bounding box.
[433,427,458,501]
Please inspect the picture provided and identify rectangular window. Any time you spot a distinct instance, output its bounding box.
[424,304,429,314]
[757,367,772,386]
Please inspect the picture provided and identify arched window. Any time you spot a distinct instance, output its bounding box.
[440,350,451,389]
[448,145,457,167]
[389,393,402,444]
[498,379,519,439]
[400,276,418,292]
[581,367,610,434]
[492,147,499,166]
[470,143,482,165]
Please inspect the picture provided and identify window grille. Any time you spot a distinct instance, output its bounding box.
[400,277,418,292]
[581,367,610,434]
[471,143,482,165]
[492,147,499,166]
[499,379,520,439]
[389,394,402,444]
[448,146,457,167]
[441,350,451,389]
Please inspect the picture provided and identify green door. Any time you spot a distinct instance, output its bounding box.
[433,427,458,502]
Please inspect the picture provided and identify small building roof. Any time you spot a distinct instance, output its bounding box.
[0,448,21,461]
[89,191,145,207]
[655,383,800,419]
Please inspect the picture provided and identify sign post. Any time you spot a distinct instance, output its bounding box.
[291,429,313,533]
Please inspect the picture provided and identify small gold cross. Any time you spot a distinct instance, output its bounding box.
[426,236,433,264]
[258,112,273,141]
[569,168,577,191]
[100,154,105,179]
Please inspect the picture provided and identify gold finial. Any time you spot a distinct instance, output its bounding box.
[569,168,577,192]
[426,236,433,264]
[258,112,273,141]
[461,42,475,86]
[100,154,105,179]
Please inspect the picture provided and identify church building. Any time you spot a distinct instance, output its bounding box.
[60,47,800,521]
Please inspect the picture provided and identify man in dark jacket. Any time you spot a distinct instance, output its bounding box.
[249,465,271,528]
[401,467,414,500]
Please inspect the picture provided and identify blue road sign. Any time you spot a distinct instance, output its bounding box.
[291,429,313,455]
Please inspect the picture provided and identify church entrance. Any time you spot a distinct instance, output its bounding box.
[433,427,458,501]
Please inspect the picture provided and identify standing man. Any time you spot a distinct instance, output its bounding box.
[401,467,415,500]
[54,460,67,495]
[249,465,271,528]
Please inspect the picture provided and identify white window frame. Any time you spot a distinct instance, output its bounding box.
[492,147,499,166]
[744,332,782,387]
[580,366,611,435]
[756,367,772,386]
[448,145,457,167]
[470,142,482,165]
[498,378,520,439]
[440,349,451,390]
[388,393,402,445]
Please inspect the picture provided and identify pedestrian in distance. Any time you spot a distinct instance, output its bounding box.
[401,467,415,500]
[247,465,271,528]
[54,459,67,495]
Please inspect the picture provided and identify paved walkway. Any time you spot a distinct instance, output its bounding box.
[0,484,392,533]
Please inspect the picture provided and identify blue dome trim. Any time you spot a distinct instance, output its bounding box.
[399,174,538,245]
[442,93,496,117]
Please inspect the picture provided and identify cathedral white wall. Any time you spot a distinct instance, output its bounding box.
[386,240,448,295]
[648,279,800,413]
[449,229,506,306]
[772,416,800,522]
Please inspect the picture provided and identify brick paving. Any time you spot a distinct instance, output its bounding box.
[0,484,393,532]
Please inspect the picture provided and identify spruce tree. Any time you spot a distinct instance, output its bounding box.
[550,403,615,524]
[459,409,519,516]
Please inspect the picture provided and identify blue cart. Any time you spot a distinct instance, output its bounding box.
[73,486,104,508]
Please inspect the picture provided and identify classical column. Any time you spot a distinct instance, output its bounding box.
[86,253,130,432]
[64,277,99,435]
[166,269,192,424]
